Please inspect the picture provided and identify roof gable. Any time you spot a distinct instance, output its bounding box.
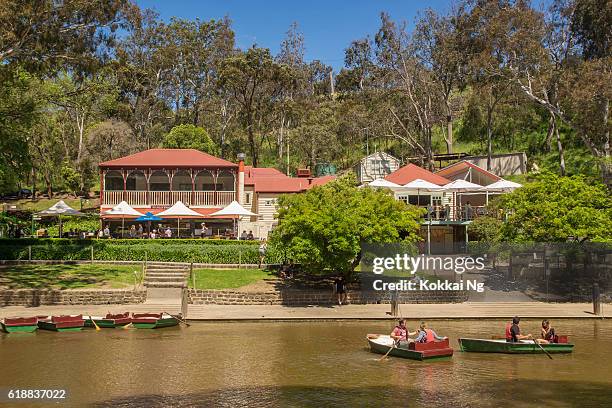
[360,151,399,163]
[99,149,237,168]
[436,160,501,183]
[384,163,449,185]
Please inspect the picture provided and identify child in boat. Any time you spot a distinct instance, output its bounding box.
[506,316,533,342]
[537,319,556,344]
[413,322,447,343]
[390,319,417,347]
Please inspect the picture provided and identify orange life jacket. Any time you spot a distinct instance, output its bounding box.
[505,323,512,340]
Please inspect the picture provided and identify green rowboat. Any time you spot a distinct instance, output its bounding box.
[84,312,131,328]
[37,315,84,332]
[131,313,179,329]
[1,317,39,333]
[458,338,574,354]
[367,334,454,361]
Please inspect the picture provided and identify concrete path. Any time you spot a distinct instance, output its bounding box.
[0,302,606,320]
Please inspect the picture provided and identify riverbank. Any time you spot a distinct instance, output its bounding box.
[0,301,606,321]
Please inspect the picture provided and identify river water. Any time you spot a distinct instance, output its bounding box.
[1,319,611,407]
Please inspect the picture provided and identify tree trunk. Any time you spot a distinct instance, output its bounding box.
[444,99,453,154]
[555,119,566,176]
[486,107,494,171]
[247,125,258,167]
[544,114,555,152]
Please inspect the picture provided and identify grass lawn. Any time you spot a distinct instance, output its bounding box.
[0,264,140,290]
[189,268,275,290]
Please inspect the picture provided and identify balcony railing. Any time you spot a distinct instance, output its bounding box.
[422,205,492,222]
[103,190,235,208]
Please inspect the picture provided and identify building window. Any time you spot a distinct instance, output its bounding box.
[245,193,251,204]
[398,195,430,206]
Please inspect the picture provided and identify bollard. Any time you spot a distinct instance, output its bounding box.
[181,287,188,318]
[593,283,601,316]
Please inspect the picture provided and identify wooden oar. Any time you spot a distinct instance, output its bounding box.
[379,340,398,361]
[164,311,190,327]
[533,338,553,359]
[88,315,101,331]
[122,322,133,330]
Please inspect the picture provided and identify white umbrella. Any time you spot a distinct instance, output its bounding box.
[104,201,144,238]
[480,179,522,192]
[368,178,401,188]
[157,201,203,238]
[441,180,483,220]
[37,200,85,238]
[209,201,258,239]
[479,179,522,205]
[401,178,444,206]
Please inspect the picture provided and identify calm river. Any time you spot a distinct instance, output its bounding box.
[1,319,611,407]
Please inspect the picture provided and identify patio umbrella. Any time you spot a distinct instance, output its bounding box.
[478,179,522,205]
[135,212,164,236]
[104,201,144,237]
[209,201,258,239]
[157,201,203,238]
[37,200,85,237]
[441,179,483,219]
[401,178,444,205]
[368,178,401,188]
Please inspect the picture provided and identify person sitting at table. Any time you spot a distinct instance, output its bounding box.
[241,230,248,240]
[165,226,172,238]
[200,222,208,238]
[150,229,157,239]
[247,230,254,240]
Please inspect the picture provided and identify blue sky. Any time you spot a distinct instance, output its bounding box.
[135,0,452,70]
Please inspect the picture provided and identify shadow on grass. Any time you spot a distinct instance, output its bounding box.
[0,264,133,289]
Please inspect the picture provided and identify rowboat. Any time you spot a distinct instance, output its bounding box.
[367,334,454,361]
[131,313,179,329]
[37,315,84,332]
[84,312,131,328]
[1,317,39,333]
[458,337,574,354]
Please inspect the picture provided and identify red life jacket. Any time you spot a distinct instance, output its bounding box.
[505,323,512,340]
[393,326,407,340]
[424,329,435,343]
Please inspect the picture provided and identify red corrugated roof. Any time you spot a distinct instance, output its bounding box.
[385,163,449,185]
[436,161,501,181]
[99,149,237,168]
[243,165,336,193]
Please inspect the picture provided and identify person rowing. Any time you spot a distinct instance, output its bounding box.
[505,316,533,342]
[537,319,556,344]
[414,322,447,343]
[390,319,416,347]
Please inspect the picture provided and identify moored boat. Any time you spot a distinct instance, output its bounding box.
[131,313,179,329]
[84,312,131,328]
[367,334,454,361]
[37,315,84,332]
[458,337,574,354]
[1,317,39,333]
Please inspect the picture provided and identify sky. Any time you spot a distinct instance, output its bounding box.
[135,0,453,70]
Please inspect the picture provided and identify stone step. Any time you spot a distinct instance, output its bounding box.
[145,273,188,278]
[145,276,188,283]
[144,281,186,288]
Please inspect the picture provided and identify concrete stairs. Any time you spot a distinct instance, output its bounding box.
[144,263,189,289]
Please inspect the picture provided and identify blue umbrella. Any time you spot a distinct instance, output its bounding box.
[135,212,164,238]
[135,212,164,222]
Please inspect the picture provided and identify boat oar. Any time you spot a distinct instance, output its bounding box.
[379,340,398,361]
[122,322,133,330]
[89,315,101,331]
[164,311,190,327]
[533,339,553,359]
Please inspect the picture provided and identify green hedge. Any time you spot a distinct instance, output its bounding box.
[0,239,281,264]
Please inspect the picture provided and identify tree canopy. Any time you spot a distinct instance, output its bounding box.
[497,173,612,242]
[162,124,219,155]
[270,176,424,276]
